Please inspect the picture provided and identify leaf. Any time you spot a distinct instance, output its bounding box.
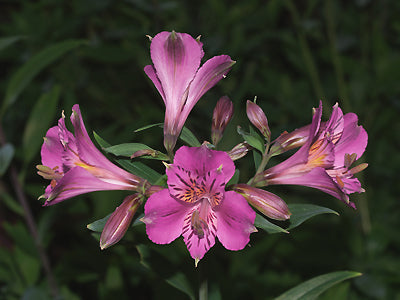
[227,170,240,186]
[0,143,14,175]
[254,213,288,234]
[287,204,339,230]
[274,271,362,300]
[180,126,201,147]
[87,214,111,233]
[1,39,86,117]
[166,272,196,300]
[22,85,61,164]
[1,193,24,216]
[237,126,265,153]
[0,35,24,52]
[93,131,162,183]
[134,122,163,133]
[104,143,169,160]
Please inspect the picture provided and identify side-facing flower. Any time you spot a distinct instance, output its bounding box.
[211,96,234,145]
[144,31,235,153]
[246,100,271,142]
[253,102,368,208]
[37,105,149,205]
[142,146,256,265]
[100,194,143,250]
[231,184,291,220]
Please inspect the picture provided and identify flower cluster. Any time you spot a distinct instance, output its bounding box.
[37,31,368,265]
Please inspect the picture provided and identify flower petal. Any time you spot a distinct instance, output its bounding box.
[43,166,128,206]
[334,113,368,166]
[181,201,217,261]
[41,126,65,169]
[215,191,256,251]
[173,146,235,181]
[150,31,203,113]
[178,55,235,131]
[142,189,189,244]
[144,64,166,103]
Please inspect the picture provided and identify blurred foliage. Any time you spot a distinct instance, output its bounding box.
[1,0,399,299]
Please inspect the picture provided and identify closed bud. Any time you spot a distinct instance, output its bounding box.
[232,184,291,220]
[211,96,234,145]
[227,142,251,161]
[100,194,143,250]
[246,100,271,142]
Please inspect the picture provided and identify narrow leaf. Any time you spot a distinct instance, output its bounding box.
[22,85,61,164]
[0,143,15,175]
[180,126,201,147]
[287,204,339,230]
[134,122,163,133]
[166,272,196,300]
[104,143,169,160]
[274,271,362,300]
[254,213,288,234]
[0,35,24,52]
[1,39,86,117]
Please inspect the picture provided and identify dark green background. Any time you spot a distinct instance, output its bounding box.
[1,0,399,299]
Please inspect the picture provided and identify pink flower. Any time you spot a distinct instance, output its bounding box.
[142,146,256,265]
[144,31,235,153]
[37,105,149,205]
[254,102,368,208]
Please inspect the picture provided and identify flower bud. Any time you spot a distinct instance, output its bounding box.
[100,194,142,249]
[232,184,291,220]
[246,100,271,142]
[211,96,234,145]
[227,142,251,161]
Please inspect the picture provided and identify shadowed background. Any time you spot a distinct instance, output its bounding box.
[0,0,399,299]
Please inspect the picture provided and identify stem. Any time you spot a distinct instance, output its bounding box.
[198,263,208,300]
[0,125,59,298]
[248,143,271,186]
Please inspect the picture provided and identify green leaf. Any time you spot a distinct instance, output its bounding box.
[0,35,24,52]
[104,143,169,160]
[254,213,288,234]
[22,85,61,164]
[0,143,14,175]
[1,39,86,118]
[87,214,111,233]
[180,126,201,147]
[274,271,362,300]
[287,204,339,230]
[1,193,24,216]
[134,122,163,133]
[227,170,240,186]
[166,272,195,300]
[93,131,162,183]
[237,126,265,153]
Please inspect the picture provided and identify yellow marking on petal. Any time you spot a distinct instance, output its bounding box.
[195,258,200,268]
[217,164,223,172]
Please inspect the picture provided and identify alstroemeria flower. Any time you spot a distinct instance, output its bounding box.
[142,146,256,265]
[37,104,149,206]
[254,102,368,208]
[144,31,235,153]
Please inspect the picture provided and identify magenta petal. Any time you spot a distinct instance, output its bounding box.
[173,146,235,181]
[143,189,189,244]
[334,113,368,166]
[178,55,235,131]
[181,202,217,261]
[215,191,256,251]
[150,31,203,112]
[43,167,127,206]
[41,126,65,169]
[144,64,166,103]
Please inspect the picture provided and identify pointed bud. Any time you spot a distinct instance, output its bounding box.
[100,194,143,250]
[232,184,291,220]
[211,96,234,145]
[246,100,271,142]
[269,128,309,156]
[227,142,251,161]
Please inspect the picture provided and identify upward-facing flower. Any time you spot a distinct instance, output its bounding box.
[144,31,235,154]
[37,104,149,205]
[142,146,256,265]
[254,102,368,208]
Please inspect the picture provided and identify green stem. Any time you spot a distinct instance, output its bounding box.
[248,143,271,186]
